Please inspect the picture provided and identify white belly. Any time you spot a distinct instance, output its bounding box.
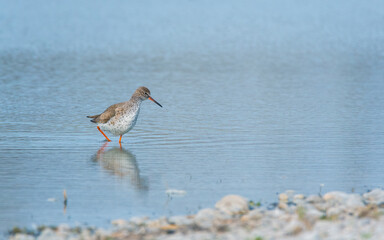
[99,109,140,136]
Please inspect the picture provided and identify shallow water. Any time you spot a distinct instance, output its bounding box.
[1,0,384,234]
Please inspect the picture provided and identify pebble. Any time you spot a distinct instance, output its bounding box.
[111,219,129,227]
[363,188,384,205]
[147,217,168,228]
[278,201,288,210]
[129,216,149,226]
[345,194,364,208]
[168,215,194,226]
[194,208,216,229]
[323,191,349,203]
[293,194,305,204]
[306,208,324,220]
[8,190,384,240]
[37,229,63,240]
[11,234,35,240]
[215,195,249,215]
[278,193,289,202]
[79,228,92,240]
[306,195,323,204]
[326,206,344,218]
[283,218,305,236]
[323,192,364,207]
[247,208,264,220]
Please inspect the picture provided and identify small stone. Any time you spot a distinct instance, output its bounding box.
[323,191,349,202]
[293,194,306,205]
[194,208,216,229]
[94,228,110,238]
[306,208,324,221]
[306,195,323,204]
[10,234,35,240]
[279,193,289,202]
[247,209,264,220]
[168,215,194,226]
[147,217,168,229]
[110,230,130,239]
[266,208,285,218]
[294,194,305,199]
[363,189,384,205]
[129,216,149,226]
[215,195,249,215]
[323,192,364,209]
[37,228,63,240]
[80,228,92,239]
[326,207,344,218]
[240,215,250,222]
[111,219,129,227]
[278,202,288,210]
[345,194,364,208]
[160,224,178,233]
[283,219,305,235]
[56,224,70,233]
[357,204,379,218]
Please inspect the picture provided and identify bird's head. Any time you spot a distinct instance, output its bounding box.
[135,86,162,107]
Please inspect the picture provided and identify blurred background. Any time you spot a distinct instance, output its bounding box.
[1,0,384,234]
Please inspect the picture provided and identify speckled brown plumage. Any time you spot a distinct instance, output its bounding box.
[87,86,162,143]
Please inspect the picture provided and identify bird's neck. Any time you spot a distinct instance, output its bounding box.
[129,96,144,105]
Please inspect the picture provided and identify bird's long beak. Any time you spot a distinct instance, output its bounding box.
[148,96,163,108]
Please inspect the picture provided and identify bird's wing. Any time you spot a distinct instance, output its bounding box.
[89,102,125,124]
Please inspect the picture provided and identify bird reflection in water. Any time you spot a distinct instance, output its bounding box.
[92,142,148,191]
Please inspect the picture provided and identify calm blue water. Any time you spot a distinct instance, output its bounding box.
[1,0,384,235]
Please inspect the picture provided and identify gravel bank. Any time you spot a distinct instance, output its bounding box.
[9,189,384,240]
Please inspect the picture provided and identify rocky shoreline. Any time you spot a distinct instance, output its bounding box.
[9,189,384,240]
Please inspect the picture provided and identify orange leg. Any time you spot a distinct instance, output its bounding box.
[119,135,123,143]
[97,126,111,142]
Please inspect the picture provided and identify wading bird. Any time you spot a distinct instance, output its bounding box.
[87,86,162,143]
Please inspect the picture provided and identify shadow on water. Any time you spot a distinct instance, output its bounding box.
[92,143,148,192]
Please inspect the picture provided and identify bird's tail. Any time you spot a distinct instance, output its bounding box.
[87,114,100,123]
